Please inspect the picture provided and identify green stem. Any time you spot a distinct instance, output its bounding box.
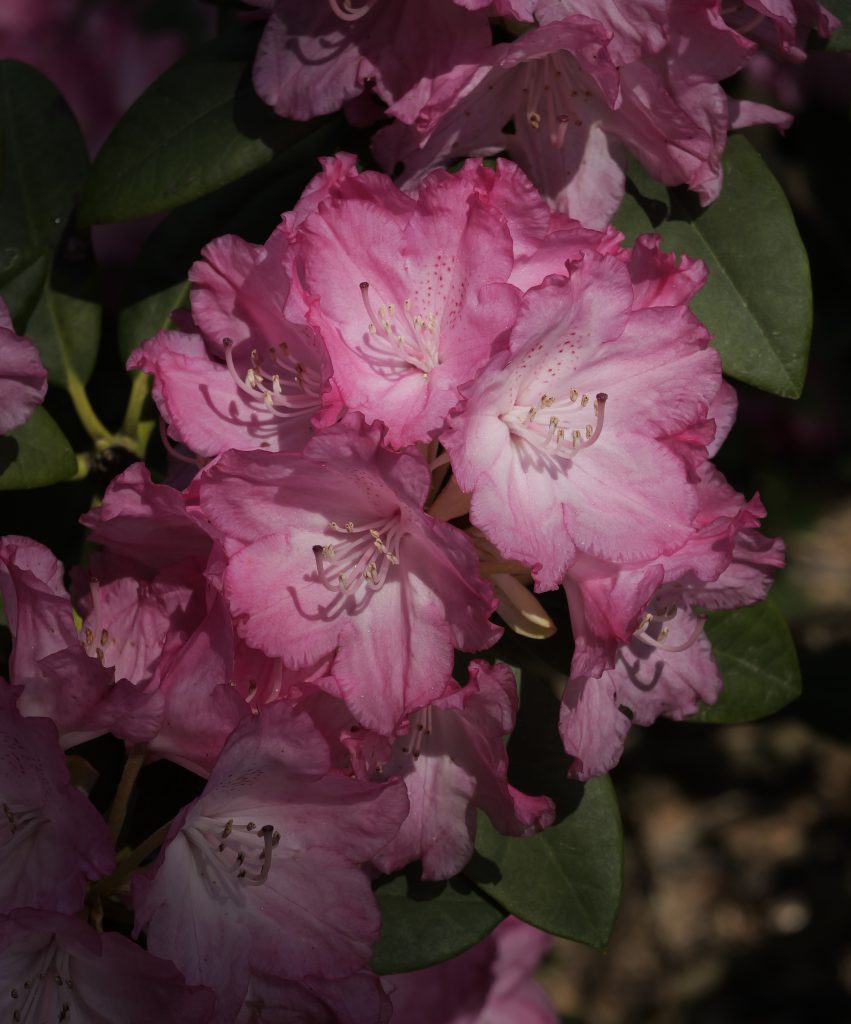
[121,371,151,439]
[108,748,145,843]
[94,821,171,897]
[66,370,112,445]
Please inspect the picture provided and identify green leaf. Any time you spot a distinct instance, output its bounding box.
[22,245,101,388]
[614,136,812,398]
[117,154,344,359]
[0,408,76,490]
[690,599,801,723]
[79,25,345,225]
[465,670,622,950]
[0,61,91,327]
[820,0,851,52]
[370,867,505,975]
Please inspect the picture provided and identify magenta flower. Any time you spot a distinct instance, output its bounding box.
[133,700,408,1023]
[291,160,522,448]
[0,687,114,914]
[0,300,46,434]
[0,909,215,1024]
[720,0,839,62]
[383,916,557,1023]
[248,0,491,123]
[444,248,724,591]
[199,417,501,734]
[369,661,554,880]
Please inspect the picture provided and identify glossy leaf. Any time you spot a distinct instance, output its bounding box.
[0,61,91,329]
[116,155,342,359]
[614,136,811,398]
[466,668,623,950]
[79,25,344,224]
[370,867,505,975]
[0,408,76,490]
[691,599,801,723]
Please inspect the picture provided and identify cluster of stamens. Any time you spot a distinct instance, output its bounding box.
[359,282,440,378]
[519,55,590,148]
[223,339,320,419]
[313,516,403,594]
[8,946,73,1022]
[632,602,706,654]
[508,389,607,457]
[190,816,281,898]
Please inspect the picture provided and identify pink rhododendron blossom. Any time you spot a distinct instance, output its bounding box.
[79,464,248,774]
[384,916,557,1023]
[0,300,46,434]
[0,687,114,914]
[561,467,785,779]
[375,6,761,226]
[133,701,407,1024]
[720,0,839,61]
[291,160,523,448]
[368,661,554,879]
[0,535,157,747]
[249,0,491,123]
[444,248,723,590]
[130,226,339,458]
[199,418,501,735]
[0,909,215,1024]
[236,971,391,1024]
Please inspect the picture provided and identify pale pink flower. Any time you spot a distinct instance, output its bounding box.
[561,467,786,779]
[290,160,523,448]
[133,700,408,1023]
[444,248,723,591]
[79,464,248,774]
[367,661,554,880]
[0,300,46,434]
[129,227,339,458]
[249,0,491,124]
[383,916,557,1023]
[0,909,215,1024]
[0,687,114,914]
[0,535,156,748]
[375,8,759,226]
[199,417,501,735]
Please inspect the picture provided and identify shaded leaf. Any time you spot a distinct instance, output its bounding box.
[0,61,91,328]
[0,408,76,490]
[79,25,345,224]
[614,136,811,398]
[371,867,505,975]
[466,668,622,950]
[691,599,801,723]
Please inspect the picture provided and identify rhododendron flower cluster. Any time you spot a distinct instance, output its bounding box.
[0,0,826,1014]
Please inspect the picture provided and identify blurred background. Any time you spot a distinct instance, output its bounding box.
[1,3,849,1021]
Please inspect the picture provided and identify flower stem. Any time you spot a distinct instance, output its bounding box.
[121,371,151,439]
[108,747,145,844]
[66,369,112,445]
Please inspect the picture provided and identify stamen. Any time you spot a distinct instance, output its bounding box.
[328,0,378,21]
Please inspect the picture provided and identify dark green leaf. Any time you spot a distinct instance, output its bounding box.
[690,599,801,723]
[79,25,345,224]
[614,136,812,398]
[0,408,76,490]
[370,867,505,975]
[22,239,101,387]
[0,61,91,327]
[820,0,851,52]
[466,669,622,950]
[117,155,344,359]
